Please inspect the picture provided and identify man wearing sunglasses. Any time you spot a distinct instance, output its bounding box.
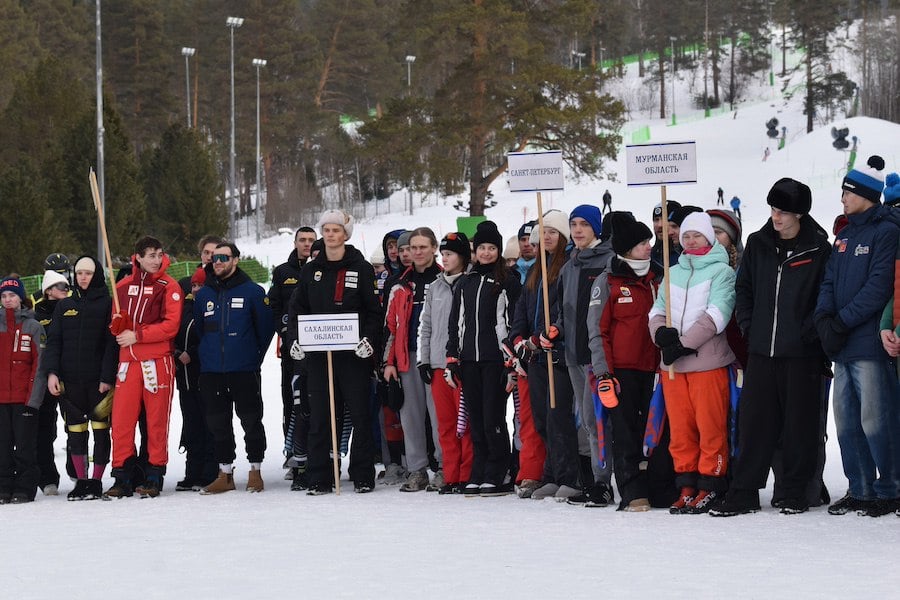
[194,242,274,494]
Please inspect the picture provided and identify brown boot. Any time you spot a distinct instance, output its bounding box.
[200,470,235,495]
[247,469,264,493]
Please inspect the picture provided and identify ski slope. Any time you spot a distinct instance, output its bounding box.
[4,39,900,600]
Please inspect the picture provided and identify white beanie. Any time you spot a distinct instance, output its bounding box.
[74,256,96,274]
[679,211,716,247]
[41,270,69,294]
[503,236,520,260]
[316,209,354,239]
[370,246,385,265]
[530,209,571,244]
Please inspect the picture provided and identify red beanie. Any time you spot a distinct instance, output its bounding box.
[190,267,206,286]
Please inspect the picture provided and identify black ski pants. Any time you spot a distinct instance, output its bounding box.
[0,404,39,499]
[731,354,824,499]
[306,352,375,487]
[527,360,579,487]
[607,369,656,504]
[200,371,267,465]
[460,361,510,487]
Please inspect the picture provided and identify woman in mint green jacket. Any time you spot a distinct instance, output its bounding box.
[648,212,735,514]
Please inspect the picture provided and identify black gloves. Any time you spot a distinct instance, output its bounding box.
[418,363,433,385]
[443,358,461,389]
[654,326,697,365]
[816,315,849,357]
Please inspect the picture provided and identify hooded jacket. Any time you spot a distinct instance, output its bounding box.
[383,262,442,372]
[0,306,45,408]
[114,253,182,362]
[194,266,274,373]
[815,203,900,362]
[41,256,117,385]
[555,240,615,365]
[649,242,736,372]
[287,244,381,353]
[736,216,831,358]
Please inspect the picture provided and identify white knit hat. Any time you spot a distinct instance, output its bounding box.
[529,209,571,244]
[74,256,96,274]
[41,270,69,294]
[316,209,354,239]
[503,236,520,260]
[679,211,716,247]
[370,246,385,265]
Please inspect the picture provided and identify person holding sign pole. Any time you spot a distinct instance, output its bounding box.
[648,212,736,514]
[507,210,580,500]
[446,221,522,497]
[289,209,382,495]
[541,205,616,507]
[194,242,275,495]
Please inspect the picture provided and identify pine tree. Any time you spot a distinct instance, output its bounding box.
[142,123,226,257]
[360,0,625,216]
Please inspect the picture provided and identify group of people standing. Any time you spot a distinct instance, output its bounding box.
[1,154,898,518]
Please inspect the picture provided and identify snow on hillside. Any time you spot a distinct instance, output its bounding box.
[5,38,900,600]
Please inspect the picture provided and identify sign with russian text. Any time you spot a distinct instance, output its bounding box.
[297,314,359,351]
[507,150,565,192]
[625,141,697,186]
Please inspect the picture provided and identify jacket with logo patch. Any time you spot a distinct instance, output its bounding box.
[0,306,46,408]
[41,256,117,385]
[287,245,381,353]
[268,249,306,337]
[736,217,831,358]
[194,266,274,373]
[114,254,182,362]
[815,203,899,362]
[588,257,661,376]
[446,262,521,362]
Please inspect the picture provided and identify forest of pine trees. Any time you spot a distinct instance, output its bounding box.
[0,0,897,273]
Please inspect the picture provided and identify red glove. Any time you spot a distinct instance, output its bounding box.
[109,311,133,335]
[596,374,620,409]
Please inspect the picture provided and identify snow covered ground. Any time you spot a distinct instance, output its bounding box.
[5,35,900,600]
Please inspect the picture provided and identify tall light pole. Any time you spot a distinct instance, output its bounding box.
[252,58,266,244]
[95,0,105,262]
[572,51,585,71]
[405,55,416,91]
[226,16,243,239]
[703,0,710,117]
[181,47,195,128]
[671,38,676,126]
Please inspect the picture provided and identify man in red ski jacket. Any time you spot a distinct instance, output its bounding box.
[105,236,182,499]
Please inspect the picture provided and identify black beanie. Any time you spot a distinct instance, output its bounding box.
[439,232,471,263]
[670,205,703,226]
[653,200,682,220]
[767,177,812,214]
[600,211,637,243]
[612,219,653,256]
[517,220,537,240]
[472,220,503,250]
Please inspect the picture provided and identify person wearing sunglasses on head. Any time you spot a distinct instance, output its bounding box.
[194,242,274,495]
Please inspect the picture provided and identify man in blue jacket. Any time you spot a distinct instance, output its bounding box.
[194,242,274,494]
[815,155,900,518]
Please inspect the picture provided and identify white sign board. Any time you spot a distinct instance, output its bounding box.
[507,151,565,192]
[625,141,697,186]
[297,314,360,352]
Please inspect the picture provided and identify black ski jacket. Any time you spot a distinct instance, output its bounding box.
[41,256,117,385]
[735,216,831,358]
[268,249,305,337]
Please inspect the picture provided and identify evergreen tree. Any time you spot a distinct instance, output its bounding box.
[0,157,69,275]
[142,123,226,257]
[46,103,145,259]
[360,0,625,216]
[0,0,42,112]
